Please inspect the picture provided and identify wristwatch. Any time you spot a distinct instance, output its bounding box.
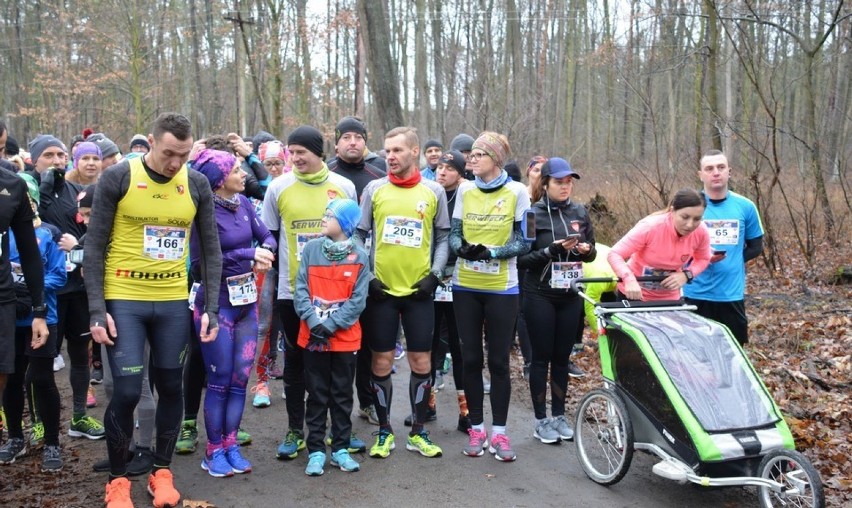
[683,270,694,284]
[32,304,47,319]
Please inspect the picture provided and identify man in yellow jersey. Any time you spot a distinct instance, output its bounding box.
[84,113,223,508]
[356,126,450,459]
[260,126,357,463]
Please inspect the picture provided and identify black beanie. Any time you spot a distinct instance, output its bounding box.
[129,136,151,151]
[78,184,96,208]
[423,139,443,151]
[288,125,325,159]
[5,136,20,157]
[504,160,522,182]
[439,149,466,174]
[335,117,367,143]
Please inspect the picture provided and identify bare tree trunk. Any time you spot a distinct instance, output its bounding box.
[357,0,404,131]
[354,27,366,119]
[429,0,445,140]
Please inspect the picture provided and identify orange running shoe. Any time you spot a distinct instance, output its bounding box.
[147,469,180,508]
[104,477,134,508]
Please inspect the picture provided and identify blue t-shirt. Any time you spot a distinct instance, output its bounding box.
[420,166,436,181]
[683,191,763,302]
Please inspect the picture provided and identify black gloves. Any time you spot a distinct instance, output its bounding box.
[307,324,332,352]
[410,273,443,300]
[457,241,489,261]
[548,241,568,259]
[369,278,390,300]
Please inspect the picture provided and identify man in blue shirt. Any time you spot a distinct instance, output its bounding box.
[684,150,764,345]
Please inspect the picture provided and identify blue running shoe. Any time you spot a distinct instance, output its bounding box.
[276,429,306,460]
[305,451,325,476]
[394,342,405,360]
[225,445,252,474]
[325,432,367,453]
[330,449,360,472]
[201,448,234,477]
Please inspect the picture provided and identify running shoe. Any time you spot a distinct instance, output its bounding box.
[104,477,133,508]
[201,448,234,477]
[276,429,306,459]
[522,363,531,381]
[251,381,271,408]
[87,386,98,408]
[534,418,560,444]
[358,405,380,425]
[463,428,488,457]
[441,353,451,374]
[69,415,106,439]
[368,429,395,458]
[175,420,198,454]
[53,355,65,372]
[457,414,472,433]
[90,361,104,384]
[394,342,405,360]
[147,468,181,507]
[268,357,283,379]
[127,448,154,476]
[305,451,325,476]
[434,371,445,391]
[404,408,437,426]
[0,437,27,464]
[225,445,252,474]
[567,361,586,378]
[406,431,443,457]
[325,432,367,453]
[551,415,575,441]
[237,428,252,446]
[30,421,45,447]
[41,444,63,472]
[489,433,517,462]
[330,449,360,472]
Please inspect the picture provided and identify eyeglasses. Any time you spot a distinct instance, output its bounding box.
[263,161,285,168]
[468,151,491,162]
[322,211,337,220]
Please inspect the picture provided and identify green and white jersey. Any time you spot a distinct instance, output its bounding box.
[452,180,529,292]
[359,177,449,297]
[261,168,356,299]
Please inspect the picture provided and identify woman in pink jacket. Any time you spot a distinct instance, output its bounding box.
[608,189,711,301]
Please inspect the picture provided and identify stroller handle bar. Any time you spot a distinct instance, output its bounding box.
[570,276,696,314]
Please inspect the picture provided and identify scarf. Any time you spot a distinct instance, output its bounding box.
[388,169,422,188]
[474,169,510,192]
[213,193,240,212]
[294,163,330,185]
[322,238,355,262]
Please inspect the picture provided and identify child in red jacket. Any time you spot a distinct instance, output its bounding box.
[294,198,370,476]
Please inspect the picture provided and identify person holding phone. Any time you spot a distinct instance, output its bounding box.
[608,189,712,301]
[683,150,764,345]
[517,157,595,444]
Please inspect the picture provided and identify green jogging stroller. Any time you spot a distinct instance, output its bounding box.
[571,277,824,508]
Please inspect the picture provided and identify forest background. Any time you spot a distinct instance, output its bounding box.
[1,0,850,504]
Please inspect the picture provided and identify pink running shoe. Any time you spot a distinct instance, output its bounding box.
[489,433,517,462]
[462,428,488,457]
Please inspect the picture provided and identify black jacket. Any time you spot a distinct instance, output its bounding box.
[517,196,596,295]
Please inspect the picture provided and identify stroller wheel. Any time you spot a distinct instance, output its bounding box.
[573,388,634,485]
[757,449,825,508]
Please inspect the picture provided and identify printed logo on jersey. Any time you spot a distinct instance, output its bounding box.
[327,189,339,201]
[571,220,581,232]
[494,198,505,213]
[176,184,185,195]
[137,182,148,189]
[415,201,428,220]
